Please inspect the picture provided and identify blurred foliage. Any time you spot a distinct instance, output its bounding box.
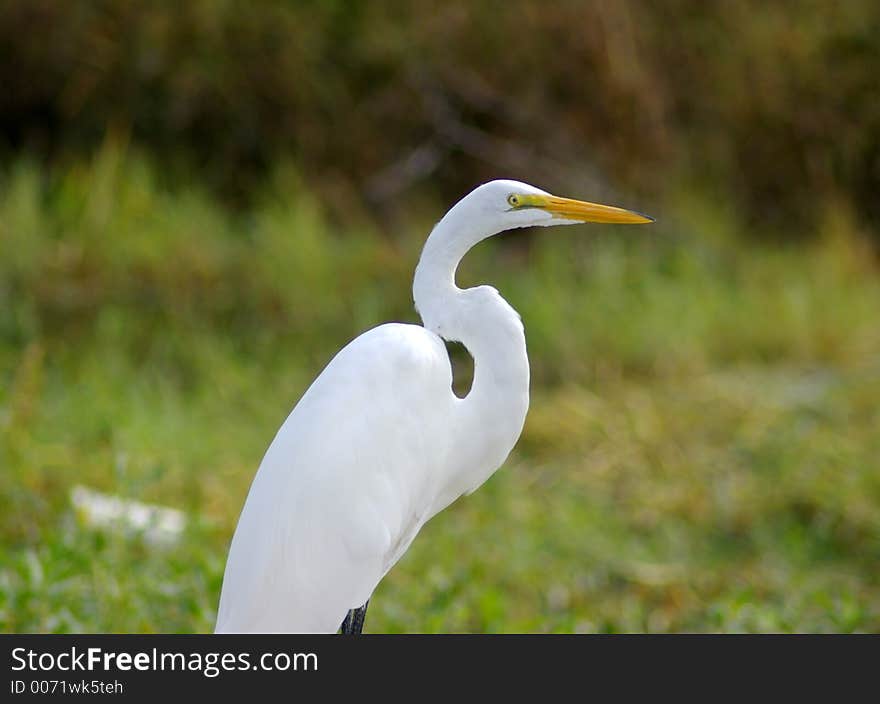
[2,1,880,240]
[1,151,878,632]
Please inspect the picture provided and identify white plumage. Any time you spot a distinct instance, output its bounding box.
[215,180,651,633]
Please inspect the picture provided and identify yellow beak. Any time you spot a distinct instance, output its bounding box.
[537,195,654,224]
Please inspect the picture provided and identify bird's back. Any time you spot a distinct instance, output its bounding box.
[215,323,455,633]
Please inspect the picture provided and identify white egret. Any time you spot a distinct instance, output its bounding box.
[215,180,652,633]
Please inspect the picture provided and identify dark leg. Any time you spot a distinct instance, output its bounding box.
[339,600,369,634]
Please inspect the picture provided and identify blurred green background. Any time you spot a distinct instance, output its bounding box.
[1,1,878,633]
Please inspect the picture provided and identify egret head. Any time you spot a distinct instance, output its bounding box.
[467,179,654,232]
[415,179,653,339]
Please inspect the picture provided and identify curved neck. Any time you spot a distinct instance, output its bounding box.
[413,200,530,501]
[412,201,477,336]
[413,194,505,336]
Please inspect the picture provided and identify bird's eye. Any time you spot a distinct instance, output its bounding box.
[507,194,520,207]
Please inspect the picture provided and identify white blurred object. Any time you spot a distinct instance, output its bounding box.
[70,485,186,546]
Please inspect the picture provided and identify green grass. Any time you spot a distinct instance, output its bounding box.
[1,150,878,632]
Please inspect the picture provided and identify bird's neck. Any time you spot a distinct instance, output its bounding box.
[413,205,530,499]
[412,198,498,336]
